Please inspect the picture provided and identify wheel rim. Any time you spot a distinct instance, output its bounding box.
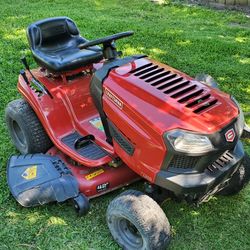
[12,120,27,148]
[116,218,143,248]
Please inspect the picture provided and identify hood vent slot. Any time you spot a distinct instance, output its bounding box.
[161,81,187,92]
[134,65,158,76]
[152,74,177,86]
[170,85,197,98]
[129,63,153,74]
[156,76,183,89]
[146,71,171,83]
[186,94,211,108]
[140,68,165,79]
[129,62,218,114]
[178,89,204,103]
[193,99,218,114]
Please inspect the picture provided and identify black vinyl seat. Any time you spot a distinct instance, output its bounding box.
[26,17,103,72]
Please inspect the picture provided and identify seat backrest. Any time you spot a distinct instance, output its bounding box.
[27,17,81,50]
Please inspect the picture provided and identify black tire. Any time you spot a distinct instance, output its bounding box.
[218,154,250,195]
[5,99,53,154]
[107,189,171,250]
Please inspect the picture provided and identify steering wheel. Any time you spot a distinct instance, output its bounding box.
[78,31,134,50]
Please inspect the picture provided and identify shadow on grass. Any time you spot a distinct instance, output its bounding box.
[1,181,250,249]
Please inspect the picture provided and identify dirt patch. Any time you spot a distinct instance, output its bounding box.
[173,0,250,14]
[229,22,250,29]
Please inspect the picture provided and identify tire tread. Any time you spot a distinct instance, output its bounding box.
[107,189,171,250]
[5,99,52,153]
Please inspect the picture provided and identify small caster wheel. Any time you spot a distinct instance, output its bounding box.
[73,193,90,216]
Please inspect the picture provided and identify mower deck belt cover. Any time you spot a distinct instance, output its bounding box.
[7,154,79,207]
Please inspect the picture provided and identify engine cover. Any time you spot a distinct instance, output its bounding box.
[102,57,239,182]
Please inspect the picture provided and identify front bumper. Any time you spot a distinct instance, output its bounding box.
[155,141,244,198]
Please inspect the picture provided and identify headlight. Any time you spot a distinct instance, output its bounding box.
[167,130,214,154]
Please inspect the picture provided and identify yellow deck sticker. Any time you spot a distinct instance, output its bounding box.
[85,169,104,180]
[22,165,37,180]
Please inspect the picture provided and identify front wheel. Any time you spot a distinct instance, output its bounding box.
[107,189,171,250]
[218,154,250,196]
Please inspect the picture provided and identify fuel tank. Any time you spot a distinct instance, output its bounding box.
[102,57,239,182]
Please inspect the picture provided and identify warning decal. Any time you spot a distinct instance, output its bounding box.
[89,117,104,132]
[22,165,37,180]
[85,169,104,180]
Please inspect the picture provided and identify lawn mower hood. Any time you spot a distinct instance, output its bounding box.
[92,57,245,193]
[103,57,240,132]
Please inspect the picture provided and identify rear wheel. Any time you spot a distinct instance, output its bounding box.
[5,99,53,154]
[218,154,250,195]
[107,189,171,250]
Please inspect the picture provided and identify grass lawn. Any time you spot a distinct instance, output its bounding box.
[0,0,250,249]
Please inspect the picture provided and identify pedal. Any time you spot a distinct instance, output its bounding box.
[61,132,108,160]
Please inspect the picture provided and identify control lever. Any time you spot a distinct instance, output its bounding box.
[20,56,53,98]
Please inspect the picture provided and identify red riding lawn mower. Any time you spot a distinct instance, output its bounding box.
[5,17,250,249]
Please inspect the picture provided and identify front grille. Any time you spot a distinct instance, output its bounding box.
[207,151,234,172]
[169,155,201,169]
[129,62,218,114]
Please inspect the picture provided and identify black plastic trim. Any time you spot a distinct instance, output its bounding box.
[108,121,135,155]
[155,141,244,197]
